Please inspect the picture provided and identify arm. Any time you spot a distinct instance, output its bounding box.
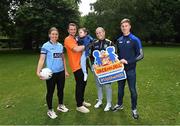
[36,54,46,79]
[134,37,144,62]
[62,53,69,77]
[126,37,143,64]
[114,40,119,54]
[86,40,96,64]
[65,38,85,52]
[72,45,85,52]
[136,49,144,61]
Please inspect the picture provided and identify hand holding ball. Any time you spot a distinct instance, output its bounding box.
[40,68,52,80]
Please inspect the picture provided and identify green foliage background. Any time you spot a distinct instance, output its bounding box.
[82,0,180,43]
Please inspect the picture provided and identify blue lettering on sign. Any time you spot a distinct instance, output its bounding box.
[98,71,126,84]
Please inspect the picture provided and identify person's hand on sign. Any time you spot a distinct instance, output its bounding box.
[120,59,128,64]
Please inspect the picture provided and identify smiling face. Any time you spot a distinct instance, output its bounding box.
[49,30,59,42]
[68,25,77,37]
[96,27,105,40]
[121,22,131,36]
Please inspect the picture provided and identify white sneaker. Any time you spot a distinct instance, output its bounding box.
[76,106,90,113]
[94,101,102,108]
[84,73,88,81]
[104,103,111,111]
[83,101,91,107]
[57,104,69,112]
[132,109,139,119]
[112,104,124,112]
[47,110,57,119]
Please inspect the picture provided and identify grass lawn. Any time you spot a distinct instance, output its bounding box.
[0,47,179,125]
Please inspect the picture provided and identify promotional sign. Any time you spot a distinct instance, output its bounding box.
[92,46,126,84]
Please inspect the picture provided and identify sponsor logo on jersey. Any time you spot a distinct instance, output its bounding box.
[94,45,99,49]
[127,40,131,44]
[104,44,108,48]
[53,53,62,58]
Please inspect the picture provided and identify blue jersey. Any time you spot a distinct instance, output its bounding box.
[41,41,64,73]
[116,33,143,70]
[90,38,113,64]
[77,35,94,57]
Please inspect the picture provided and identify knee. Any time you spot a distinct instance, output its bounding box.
[105,84,112,89]
[130,89,137,98]
[47,90,54,97]
[46,93,53,99]
[96,82,102,88]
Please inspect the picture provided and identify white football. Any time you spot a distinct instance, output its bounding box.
[40,68,52,80]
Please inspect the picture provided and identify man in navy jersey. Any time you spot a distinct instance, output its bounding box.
[113,18,144,119]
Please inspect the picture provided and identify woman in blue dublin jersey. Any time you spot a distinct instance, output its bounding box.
[36,27,69,119]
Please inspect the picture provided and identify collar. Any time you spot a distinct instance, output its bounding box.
[99,39,105,42]
[69,35,76,39]
[49,41,57,45]
[123,33,132,37]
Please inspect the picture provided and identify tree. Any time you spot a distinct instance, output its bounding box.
[145,0,177,43]
[83,0,180,43]
[14,0,80,50]
[81,13,99,38]
[0,0,15,36]
[89,0,136,40]
[171,0,180,42]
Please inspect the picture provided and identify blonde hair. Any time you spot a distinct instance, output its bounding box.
[96,27,105,33]
[48,27,59,35]
[120,18,131,25]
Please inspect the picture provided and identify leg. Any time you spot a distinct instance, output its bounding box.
[117,79,126,106]
[104,83,112,111]
[104,84,112,104]
[81,51,87,74]
[126,69,137,110]
[73,69,86,107]
[82,78,91,107]
[46,75,56,110]
[97,85,103,102]
[82,78,87,102]
[56,71,69,112]
[94,72,103,101]
[93,72,103,108]
[112,79,126,111]
[56,71,65,105]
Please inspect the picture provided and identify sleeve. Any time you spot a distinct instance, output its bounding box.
[115,39,120,54]
[127,37,144,64]
[135,38,144,62]
[64,38,77,50]
[89,35,94,42]
[88,41,95,64]
[59,43,64,53]
[76,36,83,45]
[40,44,47,54]
[110,40,116,47]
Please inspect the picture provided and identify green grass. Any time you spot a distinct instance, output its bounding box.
[0,47,180,125]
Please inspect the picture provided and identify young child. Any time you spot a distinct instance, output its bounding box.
[36,27,69,119]
[77,27,94,81]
